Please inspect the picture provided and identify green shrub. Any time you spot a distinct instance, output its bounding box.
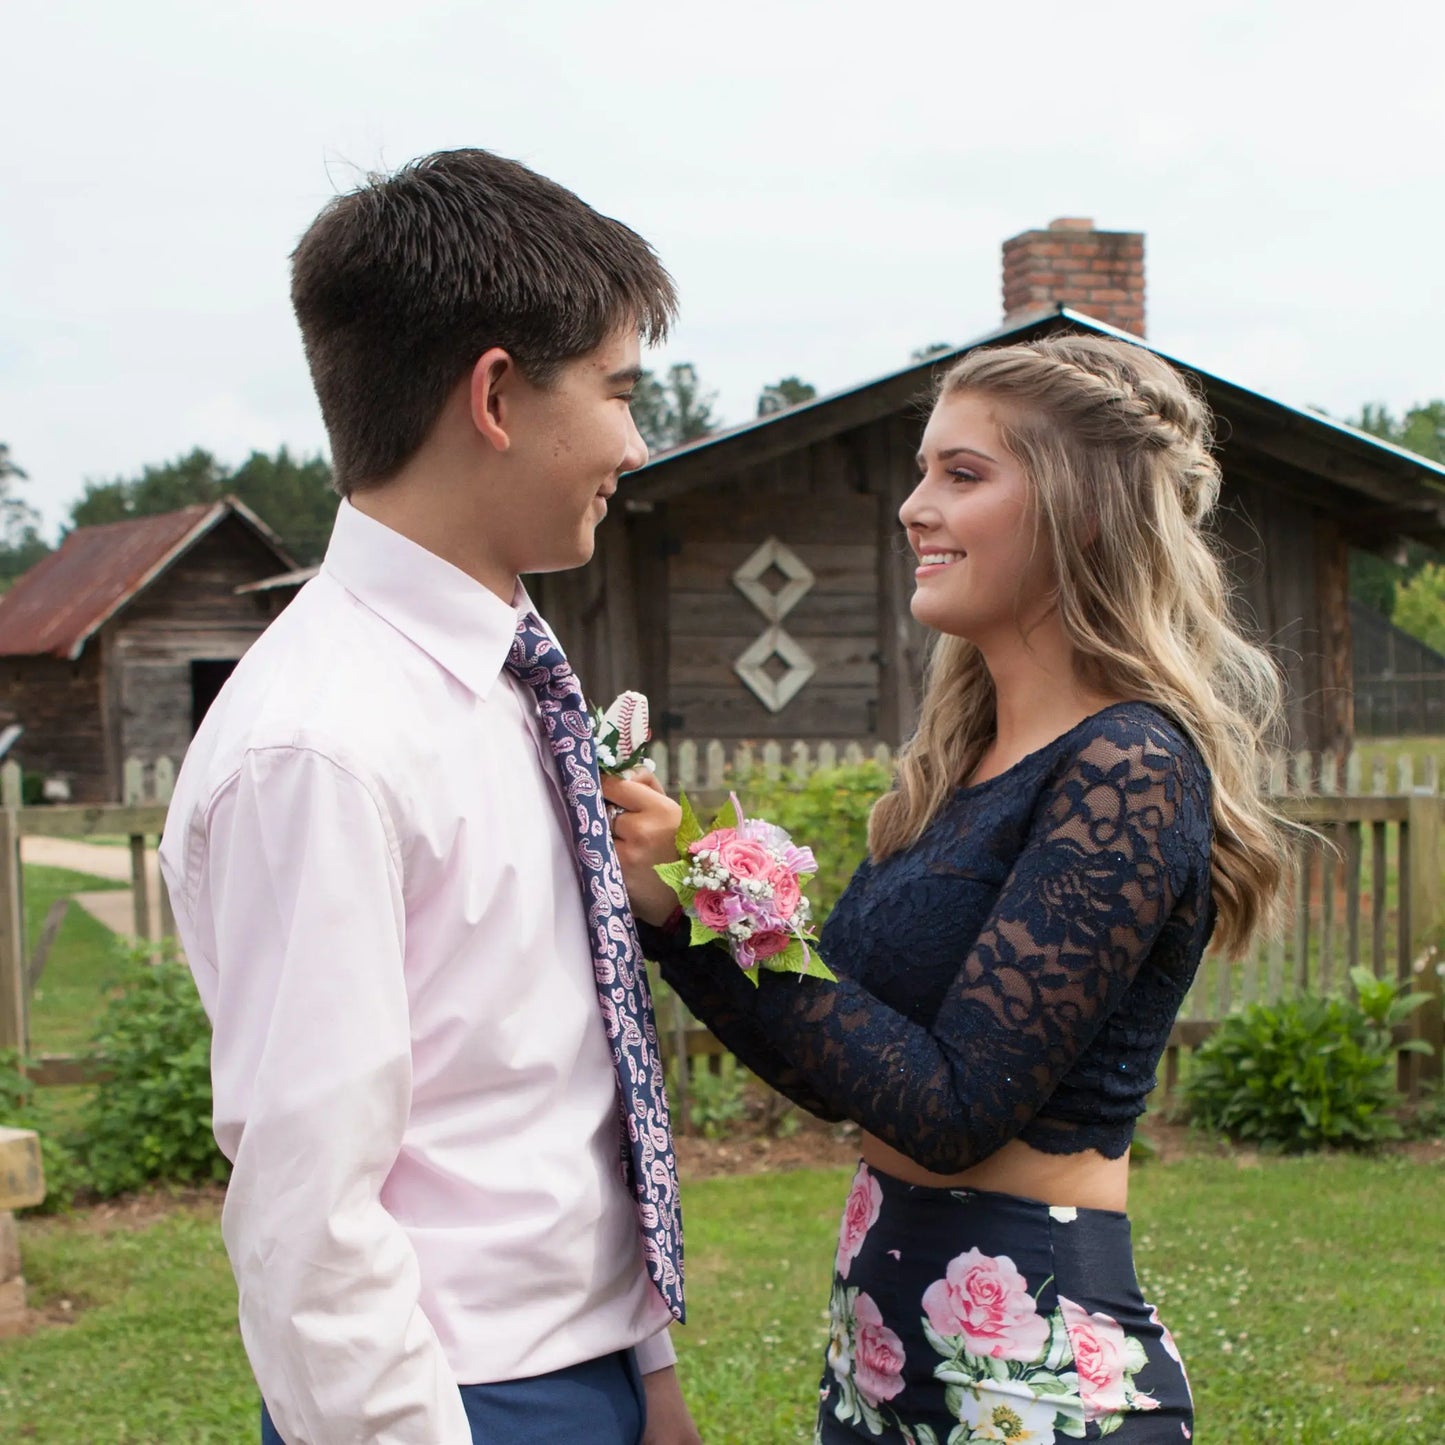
[1403,1077,1445,1139]
[0,1050,92,1210]
[78,953,229,1196]
[671,1054,750,1139]
[1183,969,1432,1151]
[734,761,892,922]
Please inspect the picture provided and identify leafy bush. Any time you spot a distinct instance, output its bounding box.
[1183,968,1432,1151]
[0,1049,91,1210]
[733,760,893,922]
[671,1054,750,1140]
[78,953,229,1196]
[1404,1078,1445,1140]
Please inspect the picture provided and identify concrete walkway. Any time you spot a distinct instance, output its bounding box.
[21,836,167,938]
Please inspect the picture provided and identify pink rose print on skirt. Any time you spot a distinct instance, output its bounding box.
[835,1163,883,1279]
[922,1248,1050,1363]
[1060,1296,1134,1421]
[852,1291,906,1406]
[1149,1301,1185,1366]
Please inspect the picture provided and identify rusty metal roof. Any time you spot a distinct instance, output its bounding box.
[0,499,294,660]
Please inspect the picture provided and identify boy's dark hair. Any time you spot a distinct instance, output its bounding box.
[291,149,677,495]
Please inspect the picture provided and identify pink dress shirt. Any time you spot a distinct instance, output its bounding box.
[159,501,674,1445]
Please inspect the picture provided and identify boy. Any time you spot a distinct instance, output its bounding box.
[159,149,697,1445]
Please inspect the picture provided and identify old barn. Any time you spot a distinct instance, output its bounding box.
[0,499,295,802]
[533,220,1445,756]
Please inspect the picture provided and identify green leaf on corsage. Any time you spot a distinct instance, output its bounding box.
[710,794,741,833]
[654,859,693,896]
[675,791,706,853]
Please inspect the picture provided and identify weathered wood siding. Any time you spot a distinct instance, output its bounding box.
[663,436,883,739]
[1215,475,1352,755]
[0,651,107,802]
[111,518,281,783]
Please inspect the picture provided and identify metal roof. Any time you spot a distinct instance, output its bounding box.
[235,565,319,594]
[626,307,1445,547]
[0,498,295,660]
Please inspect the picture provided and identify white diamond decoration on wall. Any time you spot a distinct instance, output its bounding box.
[732,537,815,623]
[731,539,817,713]
[734,628,817,713]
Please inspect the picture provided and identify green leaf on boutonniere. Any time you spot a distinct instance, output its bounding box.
[675,791,705,853]
[690,915,720,948]
[654,860,693,896]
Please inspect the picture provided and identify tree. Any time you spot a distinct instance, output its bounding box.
[66,447,338,565]
[229,448,338,565]
[1392,563,1445,656]
[1356,401,1445,464]
[69,448,229,529]
[630,363,719,453]
[911,342,954,363]
[756,376,817,417]
[1347,401,1445,617]
[0,442,52,587]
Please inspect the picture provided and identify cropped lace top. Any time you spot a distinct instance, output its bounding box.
[638,703,1215,1171]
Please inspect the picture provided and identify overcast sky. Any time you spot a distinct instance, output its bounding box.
[3,0,1443,538]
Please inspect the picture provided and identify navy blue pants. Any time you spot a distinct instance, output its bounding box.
[261,1348,645,1444]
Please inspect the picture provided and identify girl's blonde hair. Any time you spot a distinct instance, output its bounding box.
[868,333,1294,956]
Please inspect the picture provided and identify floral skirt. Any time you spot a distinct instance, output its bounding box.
[816,1163,1193,1443]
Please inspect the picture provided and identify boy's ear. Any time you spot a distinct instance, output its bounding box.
[469,347,516,453]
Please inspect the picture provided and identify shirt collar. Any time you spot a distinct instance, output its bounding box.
[320,500,530,701]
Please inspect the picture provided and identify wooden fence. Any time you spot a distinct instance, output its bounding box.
[3,743,1443,1101]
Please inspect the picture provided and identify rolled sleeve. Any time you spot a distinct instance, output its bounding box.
[204,746,471,1445]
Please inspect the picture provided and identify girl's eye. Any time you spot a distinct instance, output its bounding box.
[949,468,981,483]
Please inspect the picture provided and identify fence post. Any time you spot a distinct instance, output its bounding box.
[130,834,152,944]
[1406,796,1444,1088]
[0,762,25,1056]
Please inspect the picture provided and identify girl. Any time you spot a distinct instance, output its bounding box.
[607,334,1293,1442]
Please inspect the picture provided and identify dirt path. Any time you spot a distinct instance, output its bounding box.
[21,836,167,938]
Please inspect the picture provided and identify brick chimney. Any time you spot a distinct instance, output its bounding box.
[1001,218,1146,337]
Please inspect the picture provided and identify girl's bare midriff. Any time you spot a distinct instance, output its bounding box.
[861,1132,1131,1212]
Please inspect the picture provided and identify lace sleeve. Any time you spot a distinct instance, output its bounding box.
[652,721,1209,1172]
[638,920,849,1121]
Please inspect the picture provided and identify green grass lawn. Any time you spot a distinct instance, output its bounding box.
[1,1153,1440,1443]
[24,864,135,1059]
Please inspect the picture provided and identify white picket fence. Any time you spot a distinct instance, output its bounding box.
[5,742,1443,1093]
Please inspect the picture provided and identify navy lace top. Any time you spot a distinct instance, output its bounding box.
[638,703,1215,1171]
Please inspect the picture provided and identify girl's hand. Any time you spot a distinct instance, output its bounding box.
[602,770,684,926]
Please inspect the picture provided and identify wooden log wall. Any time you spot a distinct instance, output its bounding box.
[1214,474,1351,756]
[664,436,883,739]
[110,519,281,779]
[0,650,107,802]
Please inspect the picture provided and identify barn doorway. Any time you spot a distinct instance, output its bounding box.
[190,659,239,734]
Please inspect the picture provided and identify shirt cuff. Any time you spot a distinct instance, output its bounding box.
[633,1326,677,1374]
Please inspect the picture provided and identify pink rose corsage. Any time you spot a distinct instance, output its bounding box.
[654,791,836,985]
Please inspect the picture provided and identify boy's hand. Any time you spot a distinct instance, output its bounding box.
[602,770,684,926]
[641,1366,704,1445]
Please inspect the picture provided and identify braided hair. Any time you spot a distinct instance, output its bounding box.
[869,334,1295,957]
